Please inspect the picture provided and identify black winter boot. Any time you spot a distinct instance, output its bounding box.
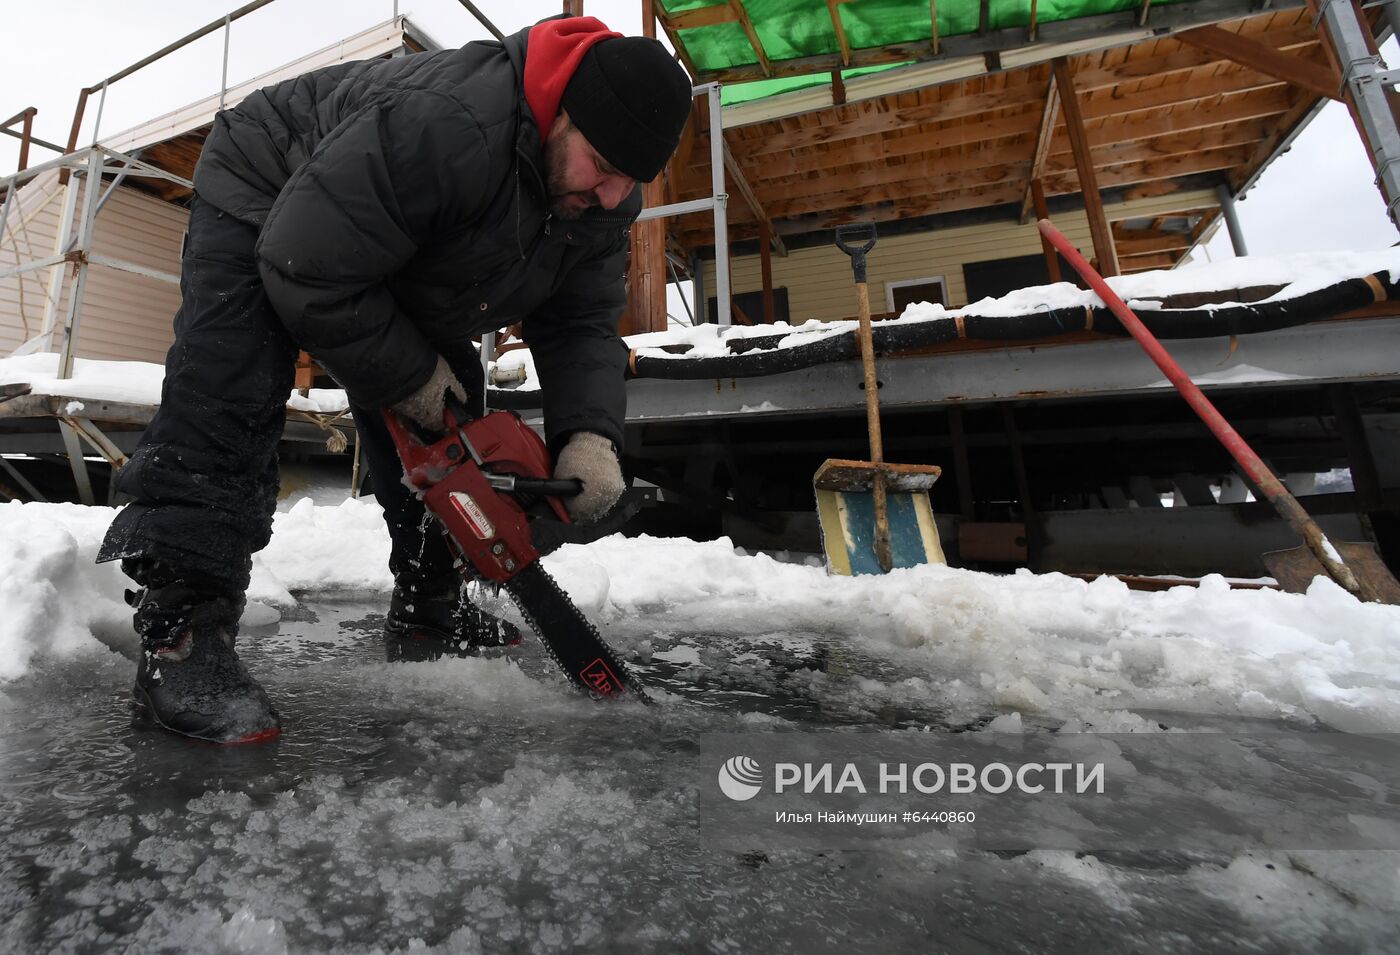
[384,573,522,662]
[127,565,280,745]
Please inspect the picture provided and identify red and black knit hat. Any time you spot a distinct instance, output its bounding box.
[560,36,693,182]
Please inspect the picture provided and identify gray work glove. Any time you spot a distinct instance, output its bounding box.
[391,356,466,431]
[554,431,624,524]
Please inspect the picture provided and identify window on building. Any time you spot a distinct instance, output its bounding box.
[707,287,790,324]
[885,276,947,317]
[963,252,1078,304]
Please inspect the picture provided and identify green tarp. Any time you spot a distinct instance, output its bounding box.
[659,0,1191,105]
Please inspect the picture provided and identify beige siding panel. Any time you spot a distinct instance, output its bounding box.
[74,186,185,363]
[1,173,186,363]
[0,170,65,354]
[702,190,1218,323]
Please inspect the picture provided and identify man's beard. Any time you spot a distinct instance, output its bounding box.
[543,131,598,221]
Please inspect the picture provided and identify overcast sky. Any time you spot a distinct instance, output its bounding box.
[1,0,1395,285]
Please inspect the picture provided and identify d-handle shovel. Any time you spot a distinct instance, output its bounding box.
[814,224,944,576]
[838,223,894,571]
[1039,217,1400,604]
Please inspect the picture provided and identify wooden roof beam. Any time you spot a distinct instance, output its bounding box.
[1121,252,1180,271]
[828,0,852,67]
[1116,233,1192,255]
[734,63,1285,158]
[1176,24,1341,101]
[722,138,788,256]
[729,0,773,77]
[694,88,1290,189]
[652,5,705,79]
[1040,144,1252,193]
[1052,56,1120,276]
[669,4,738,30]
[1020,71,1061,223]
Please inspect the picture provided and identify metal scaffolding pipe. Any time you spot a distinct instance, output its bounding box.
[1312,0,1400,227]
[707,84,731,327]
[64,0,280,155]
[1215,183,1249,256]
[454,0,504,40]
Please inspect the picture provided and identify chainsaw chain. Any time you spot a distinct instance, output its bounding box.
[504,562,652,704]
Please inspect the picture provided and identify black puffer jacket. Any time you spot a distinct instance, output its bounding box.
[191,22,635,450]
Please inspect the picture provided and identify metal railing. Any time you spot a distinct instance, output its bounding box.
[635,83,732,326]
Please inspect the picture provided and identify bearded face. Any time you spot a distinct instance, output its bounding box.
[542,112,637,221]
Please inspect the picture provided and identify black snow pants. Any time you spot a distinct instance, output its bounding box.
[98,196,468,593]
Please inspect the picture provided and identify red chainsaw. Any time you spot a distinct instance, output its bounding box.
[384,402,649,702]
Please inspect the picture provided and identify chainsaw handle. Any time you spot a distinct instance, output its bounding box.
[443,393,474,432]
[835,222,877,283]
[512,477,582,498]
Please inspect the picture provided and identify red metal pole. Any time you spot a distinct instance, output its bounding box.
[1037,217,1367,598]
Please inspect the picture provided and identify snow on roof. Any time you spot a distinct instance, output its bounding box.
[0,352,347,413]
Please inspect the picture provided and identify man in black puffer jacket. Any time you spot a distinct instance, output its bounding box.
[96,16,693,744]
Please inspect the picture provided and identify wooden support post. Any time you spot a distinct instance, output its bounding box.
[948,407,976,521]
[1051,57,1119,277]
[1329,383,1400,567]
[563,0,583,15]
[624,0,668,335]
[1002,404,1039,569]
[1019,70,1060,223]
[1030,179,1062,283]
[759,220,775,323]
[294,350,317,391]
[722,141,787,256]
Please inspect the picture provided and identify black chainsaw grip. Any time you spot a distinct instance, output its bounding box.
[514,477,583,497]
[443,393,474,431]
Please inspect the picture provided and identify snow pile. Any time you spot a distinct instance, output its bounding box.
[549,535,1400,733]
[3,499,1399,733]
[0,502,132,679]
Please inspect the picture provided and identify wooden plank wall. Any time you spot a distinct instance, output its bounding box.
[0,173,185,362]
[700,190,1217,323]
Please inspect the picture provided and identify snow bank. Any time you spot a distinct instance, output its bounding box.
[3,500,1399,732]
[0,502,132,679]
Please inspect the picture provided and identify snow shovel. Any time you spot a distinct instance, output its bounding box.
[814,222,946,575]
[1038,218,1400,605]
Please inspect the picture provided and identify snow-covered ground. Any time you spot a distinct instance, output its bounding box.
[1,498,1398,952]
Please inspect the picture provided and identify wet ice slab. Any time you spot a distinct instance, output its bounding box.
[1,598,1397,954]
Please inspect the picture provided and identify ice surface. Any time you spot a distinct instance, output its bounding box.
[1,501,1398,951]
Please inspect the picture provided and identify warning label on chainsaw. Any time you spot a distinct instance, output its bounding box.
[448,491,495,540]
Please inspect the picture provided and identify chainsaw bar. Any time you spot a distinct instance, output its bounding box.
[503,562,652,704]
